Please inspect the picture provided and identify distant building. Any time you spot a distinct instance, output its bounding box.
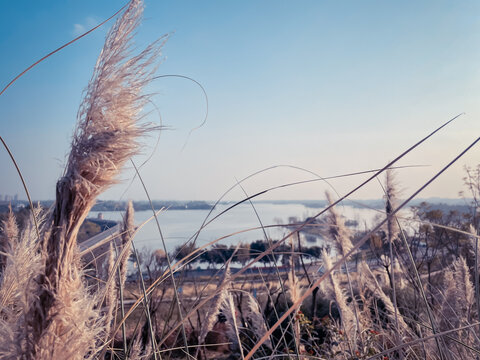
[13,194,18,202]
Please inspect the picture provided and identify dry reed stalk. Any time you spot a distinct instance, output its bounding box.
[20,0,165,358]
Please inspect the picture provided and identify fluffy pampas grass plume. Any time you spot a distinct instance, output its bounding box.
[0,206,18,272]
[320,249,356,339]
[8,1,168,358]
[324,191,353,258]
[0,208,45,359]
[440,257,475,348]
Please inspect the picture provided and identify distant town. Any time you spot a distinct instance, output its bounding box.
[0,194,19,202]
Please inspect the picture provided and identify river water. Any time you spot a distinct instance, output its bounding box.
[89,202,389,253]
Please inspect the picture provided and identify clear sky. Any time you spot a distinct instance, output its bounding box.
[0,0,479,202]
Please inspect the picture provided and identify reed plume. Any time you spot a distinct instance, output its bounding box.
[382,168,400,287]
[17,0,165,358]
[320,249,356,339]
[43,0,162,288]
[0,206,18,272]
[359,262,410,337]
[469,224,479,267]
[324,191,353,257]
[129,334,143,360]
[102,242,117,341]
[119,200,135,288]
[244,292,272,349]
[287,237,302,349]
[222,291,245,359]
[128,331,152,360]
[443,257,474,323]
[197,265,231,351]
[384,168,400,242]
[324,191,361,339]
[0,208,44,359]
[440,256,475,354]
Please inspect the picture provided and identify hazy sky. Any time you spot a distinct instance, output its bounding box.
[1,1,479,202]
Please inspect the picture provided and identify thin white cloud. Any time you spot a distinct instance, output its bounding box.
[72,23,86,36]
[72,16,98,36]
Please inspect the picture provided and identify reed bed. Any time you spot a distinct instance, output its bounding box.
[1,0,480,359]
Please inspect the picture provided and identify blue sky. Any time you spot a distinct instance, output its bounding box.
[0,1,479,202]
